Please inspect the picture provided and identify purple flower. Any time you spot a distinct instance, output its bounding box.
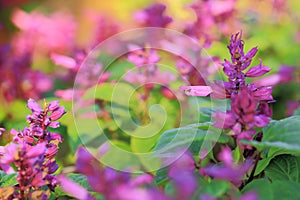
[245,59,271,77]
[212,87,270,147]
[286,101,300,116]
[0,128,5,136]
[253,65,295,86]
[167,153,197,199]
[0,99,65,198]
[185,0,237,46]
[0,143,18,164]
[49,106,66,121]
[11,9,76,54]
[202,147,253,186]
[124,45,176,88]
[240,191,258,200]
[58,175,94,200]
[50,53,77,70]
[27,98,43,113]
[127,45,160,67]
[181,32,273,104]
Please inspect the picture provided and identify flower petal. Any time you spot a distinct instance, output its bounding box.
[245,59,271,77]
[180,86,212,96]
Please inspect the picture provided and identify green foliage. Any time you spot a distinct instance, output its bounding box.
[242,179,273,200]
[265,154,300,183]
[241,116,300,174]
[0,170,17,187]
[270,181,300,200]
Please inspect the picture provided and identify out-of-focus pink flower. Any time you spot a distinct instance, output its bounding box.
[129,174,153,187]
[58,175,94,200]
[127,44,160,67]
[218,146,233,165]
[180,86,212,96]
[272,0,288,14]
[50,53,77,70]
[202,147,253,186]
[253,65,295,86]
[85,11,120,46]
[286,101,300,116]
[240,191,259,200]
[124,45,176,87]
[0,143,18,164]
[134,3,172,28]
[184,0,237,45]
[168,153,197,200]
[55,89,76,101]
[0,128,6,136]
[160,86,177,100]
[11,9,76,55]
[124,70,176,86]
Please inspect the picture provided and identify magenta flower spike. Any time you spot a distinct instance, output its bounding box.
[0,99,65,199]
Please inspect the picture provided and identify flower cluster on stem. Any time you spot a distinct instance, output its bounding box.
[181,32,274,148]
[0,99,65,199]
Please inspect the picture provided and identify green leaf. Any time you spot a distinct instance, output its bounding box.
[164,182,176,196]
[293,107,300,116]
[83,83,114,102]
[241,116,300,154]
[265,154,300,183]
[242,179,273,200]
[0,171,17,187]
[67,174,92,191]
[204,180,230,198]
[154,167,169,186]
[154,124,207,155]
[233,145,241,164]
[271,181,300,200]
[195,179,230,198]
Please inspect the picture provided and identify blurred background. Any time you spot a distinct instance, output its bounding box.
[0,0,300,166]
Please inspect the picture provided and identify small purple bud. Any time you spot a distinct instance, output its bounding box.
[48,100,60,111]
[51,133,62,143]
[245,59,271,77]
[27,98,42,113]
[50,106,66,121]
[49,121,60,128]
[254,115,269,127]
[245,47,258,60]
[252,86,273,101]
[218,146,233,165]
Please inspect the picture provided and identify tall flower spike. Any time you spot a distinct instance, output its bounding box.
[181,31,272,101]
[0,99,65,199]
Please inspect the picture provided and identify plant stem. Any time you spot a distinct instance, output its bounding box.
[246,152,261,184]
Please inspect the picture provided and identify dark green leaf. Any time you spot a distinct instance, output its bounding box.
[154,167,169,186]
[204,180,230,198]
[241,116,300,155]
[265,154,300,183]
[271,181,300,200]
